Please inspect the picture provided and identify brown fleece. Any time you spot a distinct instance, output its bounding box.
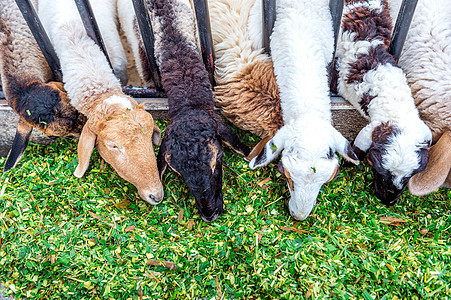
[359,93,375,116]
[215,60,283,138]
[342,1,392,44]
[371,122,399,145]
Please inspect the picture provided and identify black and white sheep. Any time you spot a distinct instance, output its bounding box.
[38,0,164,204]
[335,0,432,205]
[0,0,85,172]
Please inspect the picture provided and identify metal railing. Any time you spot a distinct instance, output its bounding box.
[6,0,418,101]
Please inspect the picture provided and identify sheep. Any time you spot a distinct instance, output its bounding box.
[117,0,250,222]
[386,0,451,195]
[0,0,85,172]
[207,0,283,140]
[37,0,164,204]
[335,0,432,205]
[235,0,359,221]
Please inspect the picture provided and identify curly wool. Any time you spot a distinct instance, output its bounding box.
[209,0,283,139]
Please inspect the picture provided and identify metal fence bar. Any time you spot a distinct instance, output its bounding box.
[131,0,163,91]
[74,0,114,71]
[328,0,344,94]
[121,86,166,98]
[330,0,344,61]
[193,0,216,87]
[15,0,63,82]
[388,0,418,62]
[262,0,276,55]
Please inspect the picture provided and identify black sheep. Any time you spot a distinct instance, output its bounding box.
[0,0,85,172]
[144,0,249,221]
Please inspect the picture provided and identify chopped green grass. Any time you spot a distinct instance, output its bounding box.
[0,122,450,299]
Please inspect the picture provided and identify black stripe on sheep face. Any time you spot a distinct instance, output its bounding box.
[355,122,430,206]
[158,110,249,222]
[3,78,86,172]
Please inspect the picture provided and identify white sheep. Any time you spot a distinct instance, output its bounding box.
[387,0,451,195]
[247,0,359,220]
[38,0,164,204]
[335,0,432,205]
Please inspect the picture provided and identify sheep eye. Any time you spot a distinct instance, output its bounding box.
[106,142,119,150]
[327,148,334,159]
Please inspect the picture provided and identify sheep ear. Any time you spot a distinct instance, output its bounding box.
[408,131,451,195]
[249,129,285,169]
[74,124,96,178]
[352,124,373,159]
[218,123,250,157]
[3,119,33,172]
[152,122,162,146]
[247,136,272,161]
[332,128,359,165]
[157,137,169,181]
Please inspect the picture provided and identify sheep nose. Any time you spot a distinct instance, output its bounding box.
[149,194,162,204]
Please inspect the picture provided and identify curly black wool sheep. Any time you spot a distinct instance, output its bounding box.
[0,0,85,172]
[119,0,249,222]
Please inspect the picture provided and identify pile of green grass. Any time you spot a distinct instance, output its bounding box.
[0,123,450,299]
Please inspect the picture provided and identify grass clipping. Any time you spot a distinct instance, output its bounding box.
[0,125,450,299]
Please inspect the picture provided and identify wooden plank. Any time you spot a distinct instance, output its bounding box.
[0,92,367,157]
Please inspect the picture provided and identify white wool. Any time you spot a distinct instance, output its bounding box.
[342,0,383,15]
[38,0,124,114]
[271,0,334,121]
[259,0,353,220]
[208,0,270,84]
[104,95,134,110]
[247,0,263,50]
[210,0,354,220]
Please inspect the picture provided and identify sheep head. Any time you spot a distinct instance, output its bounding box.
[3,81,85,172]
[354,121,432,205]
[249,119,359,220]
[74,103,163,204]
[158,110,249,222]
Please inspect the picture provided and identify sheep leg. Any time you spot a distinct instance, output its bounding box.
[3,118,33,172]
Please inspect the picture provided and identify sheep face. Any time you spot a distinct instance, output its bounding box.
[158,111,249,222]
[3,80,85,172]
[249,121,359,220]
[354,122,431,205]
[74,108,163,204]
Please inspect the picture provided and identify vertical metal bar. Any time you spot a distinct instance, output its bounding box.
[262,0,276,55]
[193,0,216,87]
[329,0,344,60]
[388,0,418,62]
[74,0,113,70]
[328,0,344,94]
[15,0,63,81]
[131,0,163,91]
